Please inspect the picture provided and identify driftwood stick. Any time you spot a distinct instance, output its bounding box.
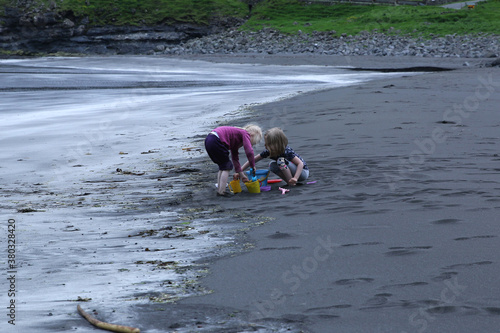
[77,305,140,333]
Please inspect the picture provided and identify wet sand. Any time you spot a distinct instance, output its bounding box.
[128,55,500,332]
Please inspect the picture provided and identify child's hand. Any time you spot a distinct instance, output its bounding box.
[233,173,240,181]
[237,171,249,183]
[289,177,298,186]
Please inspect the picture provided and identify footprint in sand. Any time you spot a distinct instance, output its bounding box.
[442,261,493,270]
[484,307,500,315]
[427,305,458,314]
[266,232,295,239]
[260,246,301,251]
[431,271,459,282]
[363,293,393,307]
[304,304,351,317]
[454,235,497,241]
[431,218,461,225]
[334,277,374,285]
[379,281,428,290]
[384,246,432,256]
[341,241,382,248]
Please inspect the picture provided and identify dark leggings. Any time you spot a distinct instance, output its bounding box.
[205,134,233,171]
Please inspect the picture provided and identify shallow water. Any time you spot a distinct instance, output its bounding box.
[0,56,404,331]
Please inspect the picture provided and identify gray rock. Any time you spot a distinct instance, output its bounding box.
[173,29,499,59]
[486,58,500,67]
[62,18,75,29]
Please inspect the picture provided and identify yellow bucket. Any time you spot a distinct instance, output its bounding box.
[229,180,242,193]
[244,180,261,193]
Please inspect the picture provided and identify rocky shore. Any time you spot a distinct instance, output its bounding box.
[172,28,500,59]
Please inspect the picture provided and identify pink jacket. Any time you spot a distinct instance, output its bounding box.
[213,126,255,172]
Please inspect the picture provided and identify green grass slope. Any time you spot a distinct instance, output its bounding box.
[243,0,500,36]
[0,0,249,25]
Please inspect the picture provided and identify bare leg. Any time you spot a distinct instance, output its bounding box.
[270,161,293,184]
[218,170,230,195]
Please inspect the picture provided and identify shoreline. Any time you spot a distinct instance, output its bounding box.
[125,54,500,332]
[2,55,404,332]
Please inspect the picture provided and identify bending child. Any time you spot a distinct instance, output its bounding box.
[205,124,262,196]
[239,127,309,186]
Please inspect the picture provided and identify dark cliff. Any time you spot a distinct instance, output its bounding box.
[0,5,244,55]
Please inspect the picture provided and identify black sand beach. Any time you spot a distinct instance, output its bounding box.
[122,55,500,333]
[8,54,498,333]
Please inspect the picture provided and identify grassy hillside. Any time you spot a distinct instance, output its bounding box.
[243,0,500,36]
[0,0,249,25]
[1,0,499,36]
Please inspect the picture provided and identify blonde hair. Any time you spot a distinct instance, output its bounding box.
[264,127,288,158]
[243,123,262,146]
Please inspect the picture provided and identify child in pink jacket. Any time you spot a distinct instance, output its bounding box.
[205,124,262,196]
